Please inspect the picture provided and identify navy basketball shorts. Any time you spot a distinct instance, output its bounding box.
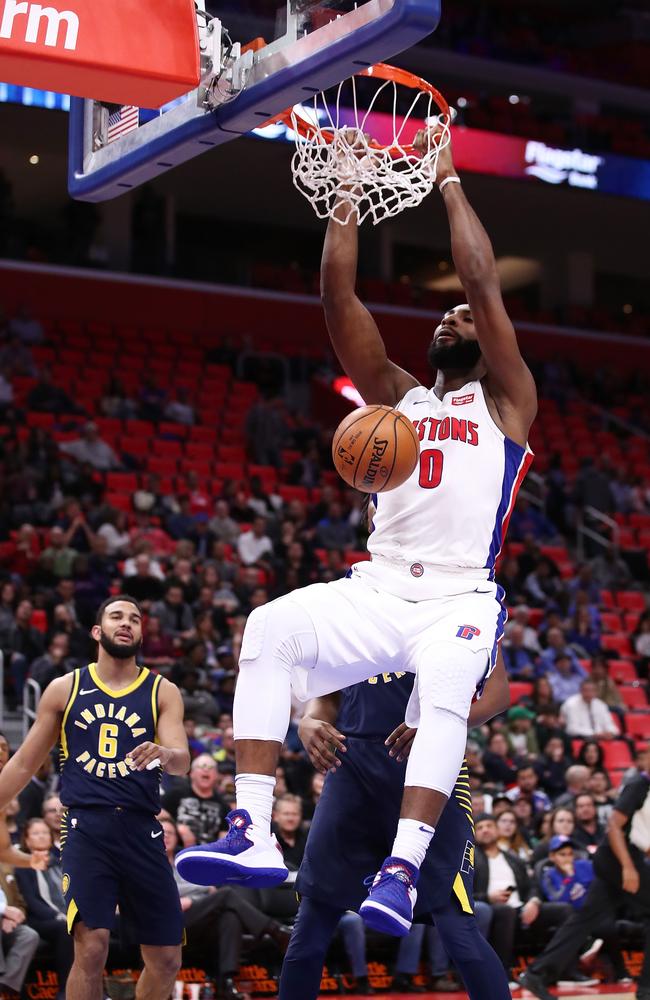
[61,806,184,946]
[296,738,475,919]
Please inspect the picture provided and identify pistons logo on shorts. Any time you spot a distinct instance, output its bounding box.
[410,563,424,578]
[456,624,481,640]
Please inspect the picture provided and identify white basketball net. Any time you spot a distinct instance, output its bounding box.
[286,72,452,226]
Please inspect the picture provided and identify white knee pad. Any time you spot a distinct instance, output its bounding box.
[405,641,489,727]
[404,642,489,797]
[234,598,319,743]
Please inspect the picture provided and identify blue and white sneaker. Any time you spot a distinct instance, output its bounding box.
[359,856,418,937]
[175,809,288,888]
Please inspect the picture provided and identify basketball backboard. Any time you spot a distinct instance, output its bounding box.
[68,0,441,201]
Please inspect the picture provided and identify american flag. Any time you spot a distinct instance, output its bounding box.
[107,105,140,144]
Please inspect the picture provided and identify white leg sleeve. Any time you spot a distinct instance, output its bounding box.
[404,642,488,796]
[233,597,319,743]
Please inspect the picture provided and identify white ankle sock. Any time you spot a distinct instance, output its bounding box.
[235,773,276,833]
[390,818,435,869]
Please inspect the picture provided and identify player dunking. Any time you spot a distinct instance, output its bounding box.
[177,125,537,937]
[0,596,190,1000]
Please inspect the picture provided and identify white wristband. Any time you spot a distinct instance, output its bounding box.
[439,175,461,193]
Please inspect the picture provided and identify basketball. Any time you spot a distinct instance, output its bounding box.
[332,405,420,493]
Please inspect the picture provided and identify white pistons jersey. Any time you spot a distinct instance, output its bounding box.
[365,380,533,586]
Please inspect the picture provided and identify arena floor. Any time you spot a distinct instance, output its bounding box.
[325,987,636,999]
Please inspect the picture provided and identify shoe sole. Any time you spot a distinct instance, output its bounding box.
[176,851,288,888]
[359,899,412,937]
[518,975,553,1000]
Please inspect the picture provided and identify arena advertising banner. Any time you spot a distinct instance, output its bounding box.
[253,107,650,203]
[2,83,650,201]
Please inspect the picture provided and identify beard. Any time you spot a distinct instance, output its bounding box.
[427,336,482,373]
[99,629,141,660]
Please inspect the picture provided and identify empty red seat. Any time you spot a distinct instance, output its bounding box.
[105,493,133,512]
[608,660,638,684]
[625,715,650,740]
[153,439,182,458]
[616,591,646,612]
[186,443,215,462]
[278,485,309,503]
[601,634,633,656]
[125,420,155,437]
[121,437,150,458]
[601,741,633,769]
[214,462,246,481]
[508,681,534,703]
[106,472,138,492]
[620,687,648,709]
[189,426,217,444]
[26,412,56,428]
[148,457,178,476]
[30,609,48,633]
[178,459,213,479]
[344,549,370,566]
[218,446,247,463]
[158,421,188,439]
[600,611,622,632]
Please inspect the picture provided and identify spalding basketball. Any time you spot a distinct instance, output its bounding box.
[332,404,420,493]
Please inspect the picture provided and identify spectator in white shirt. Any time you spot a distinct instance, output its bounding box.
[560,680,619,741]
[60,422,122,471]
[237,516,273,566]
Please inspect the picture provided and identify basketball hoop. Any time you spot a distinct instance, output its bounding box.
[267,63,454,226]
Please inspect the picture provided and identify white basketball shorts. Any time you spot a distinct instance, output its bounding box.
[285,564,506,703]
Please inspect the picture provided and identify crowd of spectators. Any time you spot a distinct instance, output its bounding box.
[0,299,649,995]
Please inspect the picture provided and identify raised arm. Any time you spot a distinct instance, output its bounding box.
[424,130,537,439]
[321,201,418,407]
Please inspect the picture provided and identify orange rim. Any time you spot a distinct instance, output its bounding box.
[263,62,450,155]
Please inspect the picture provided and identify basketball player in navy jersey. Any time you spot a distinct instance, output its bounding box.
[0,596,189,1000]
[177,125,537,939]
[279,654,511,1000]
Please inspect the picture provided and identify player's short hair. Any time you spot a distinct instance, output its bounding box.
[95,595,143,625]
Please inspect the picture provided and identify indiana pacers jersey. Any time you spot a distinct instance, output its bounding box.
[59,664,163,814]
[366,380,533,582]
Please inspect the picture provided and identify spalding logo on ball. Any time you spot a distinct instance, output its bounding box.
[332,404,420,493]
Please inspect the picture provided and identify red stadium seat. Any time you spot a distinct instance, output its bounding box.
[214,462,246,481]
[508,682,534,703]
[625,715,650,740]
[125,420,155,437]
[218,446,247,463]
[601,741,632,769]
[26,412,56,428]
[600,611,622,632]
[153,439,183,458]
[106,472,139,492]
[278,485,309,503]
[624,612,641,632]
[189,426,217,444]
[147,457,178,476]
[120,437,150,458]
[620,686,648,709]
[608,660,638,684]
[105,493,133,512]
[186,443,215,462]
[600,590,616,609]
[158,422,188,439]
[616,591,646,612]
[600,634,633,656]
